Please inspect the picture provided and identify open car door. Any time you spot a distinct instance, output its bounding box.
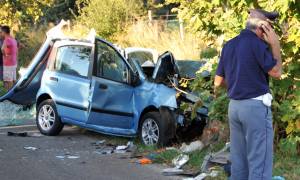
[0,20,95,106]
[152,51,179,84]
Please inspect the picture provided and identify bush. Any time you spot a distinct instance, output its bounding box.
[76,0,145,40]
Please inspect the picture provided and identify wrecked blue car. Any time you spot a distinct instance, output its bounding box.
[0,21,208,146]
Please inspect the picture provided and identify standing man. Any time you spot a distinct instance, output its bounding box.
[0,26,18,90]
[214,9,282,180]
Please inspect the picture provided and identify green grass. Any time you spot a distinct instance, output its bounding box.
[0,82,6,96]
[273,141,300,179]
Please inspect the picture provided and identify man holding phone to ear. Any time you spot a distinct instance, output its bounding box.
[214,9,282,180]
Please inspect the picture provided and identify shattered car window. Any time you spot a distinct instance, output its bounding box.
[176,60,206,78]
[96,41,128,83]
[55,46,91,77]
[127,51,154,65]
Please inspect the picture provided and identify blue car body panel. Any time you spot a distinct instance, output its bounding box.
[37,68,177,136]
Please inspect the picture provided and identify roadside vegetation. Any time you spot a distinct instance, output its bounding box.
[0,0,299,178]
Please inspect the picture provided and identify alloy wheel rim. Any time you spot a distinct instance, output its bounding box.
[38,105,55,131]
[142,118,159,145]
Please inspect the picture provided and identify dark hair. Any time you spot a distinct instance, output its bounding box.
[1,26,10,34]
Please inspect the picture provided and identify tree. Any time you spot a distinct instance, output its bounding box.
[0,0,55,30]
[76,0,145,40]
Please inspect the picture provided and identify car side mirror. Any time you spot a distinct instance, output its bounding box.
[130,71,141,87]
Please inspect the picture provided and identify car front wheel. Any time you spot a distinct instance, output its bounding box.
[139,111,169,146]
[36,99,64,136]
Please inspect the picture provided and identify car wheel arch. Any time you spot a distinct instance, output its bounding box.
[138,105,158,126]
[36,94,52,107]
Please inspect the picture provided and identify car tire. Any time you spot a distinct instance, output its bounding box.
[139,111,169,146]
[36,99,64,136]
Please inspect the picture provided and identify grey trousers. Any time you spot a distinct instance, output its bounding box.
[229,99,273,180]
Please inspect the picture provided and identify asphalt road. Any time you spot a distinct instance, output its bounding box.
[0,123,180,180]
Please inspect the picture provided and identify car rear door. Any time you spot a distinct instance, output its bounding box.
[45,42,92,124]
[87,39,134,130]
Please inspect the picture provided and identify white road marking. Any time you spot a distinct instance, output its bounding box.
[0,124,36,130]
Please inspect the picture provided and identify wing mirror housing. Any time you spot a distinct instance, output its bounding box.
[130,71,141,87]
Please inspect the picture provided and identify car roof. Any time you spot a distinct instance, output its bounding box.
[53,39,93,47]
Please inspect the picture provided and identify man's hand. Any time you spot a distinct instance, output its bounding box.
[259,21,282,79]
[260,21,280,47]
[214,75,225,98]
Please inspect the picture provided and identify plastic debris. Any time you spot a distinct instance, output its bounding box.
[67,155,80,159]
[55,155,65,159]
[162,168,184,176]
[138,158,152,165]
[272,176,285,180]
[166,147,177,151]
[180,140,204,153]
[7,131,28,137]
[24,146,38,151]
[116,145,128,150]
[172,154,189,169]
[183,171,219,180]
[55,155,80,159]
[92,140,106,146]
[29,132,43,137]
[201,142,230,173]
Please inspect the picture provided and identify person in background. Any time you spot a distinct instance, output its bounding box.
[0,26,18,90]
[214,9,282,180]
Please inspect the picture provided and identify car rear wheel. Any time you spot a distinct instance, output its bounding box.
[139,112,168,146]
[36,99,64,136]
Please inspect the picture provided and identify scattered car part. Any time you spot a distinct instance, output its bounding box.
[172,154,189,169]
[180,140,204,153]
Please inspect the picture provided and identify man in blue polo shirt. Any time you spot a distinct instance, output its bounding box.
[214,9,282,180]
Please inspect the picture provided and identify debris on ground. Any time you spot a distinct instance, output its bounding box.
[116,145,128,151]
[91,141,138,156]
[172,154,189,169]
[162,154,190,176]
[55,155,80,160]
[166,147,177,151]
[183,170,219,180]
[67,155,80,159]
[7,131,44,137]
[7,131,28,137]
[201,142,230,173]
[24,146,38,151]
[272,176,285,180]
[180,140,204,153]
[162,167,184,176]
[29,132,44,137]
[0,148,3,152]
[138,158,152,165]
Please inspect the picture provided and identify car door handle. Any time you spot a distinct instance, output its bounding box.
[99,83,108,90]
[50,77,58,82]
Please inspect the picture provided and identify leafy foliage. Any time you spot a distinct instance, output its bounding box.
[76,0,145,40]
[0,0,55,29]
[168,0,300,142]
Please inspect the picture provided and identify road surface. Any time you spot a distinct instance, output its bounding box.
[0,123,180,180]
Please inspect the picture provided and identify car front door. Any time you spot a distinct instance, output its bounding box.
[45,44,92,124]
[87,39,134,130]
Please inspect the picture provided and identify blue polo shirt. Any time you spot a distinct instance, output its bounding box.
[216,29,277,100]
